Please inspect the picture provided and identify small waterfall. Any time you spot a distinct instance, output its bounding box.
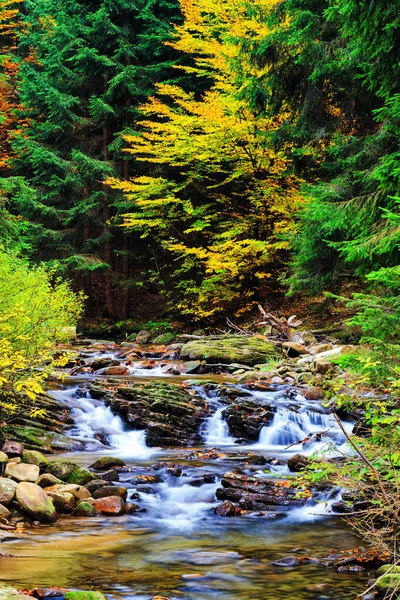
[50,387,153,458]
[204,407,235,446]
[255,406,351,454]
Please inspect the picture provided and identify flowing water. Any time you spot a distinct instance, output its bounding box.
[0,347,370,599]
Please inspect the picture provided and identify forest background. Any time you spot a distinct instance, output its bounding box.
[0,0,398,336]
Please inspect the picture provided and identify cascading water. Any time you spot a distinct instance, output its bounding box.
[50,387,153,458]
[204,407,235,445]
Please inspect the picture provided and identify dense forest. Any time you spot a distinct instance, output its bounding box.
[0,0,397,325]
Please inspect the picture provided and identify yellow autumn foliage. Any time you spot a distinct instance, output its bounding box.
[108,0,303,318]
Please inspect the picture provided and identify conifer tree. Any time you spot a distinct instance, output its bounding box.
[7,0,182,317]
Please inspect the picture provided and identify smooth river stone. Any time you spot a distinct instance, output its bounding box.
[0,477,17,505]
[43,484,91,500]
[0,503,11,519]
[16,482,57,523]
[46,491,75,513]
[5,462,40,483]
[92,496,125,515]
[92,486,127,501]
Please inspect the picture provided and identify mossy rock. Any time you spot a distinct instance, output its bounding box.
[89,456,126,470]
[377,565,400,576]
[48,460,79,481]
[376,572,400,594]
[67,468,98,486]
[22,450,49,468]
[180,335,280,366]
[74,501,100,517]
[151,332,175,345]
[64,592,107,600]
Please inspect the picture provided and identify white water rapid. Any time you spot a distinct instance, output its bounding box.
[50,387,154,458]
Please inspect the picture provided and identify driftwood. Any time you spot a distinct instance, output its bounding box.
[257,305,290,339]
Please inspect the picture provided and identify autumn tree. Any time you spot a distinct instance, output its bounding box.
[109,0,302,319]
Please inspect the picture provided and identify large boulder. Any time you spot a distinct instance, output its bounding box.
[180,335,280,366]
[0,477,17,505]
[5,462,40,483]
[36,473,63,488]
[15,482,57,523]
[107,381,208,447]
[151,333,175,345]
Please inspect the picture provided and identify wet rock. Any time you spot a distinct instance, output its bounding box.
[2,441,24,457]
[36,473,63,488]
[245,455,267,465]
[43,484,91,500]
[224,400,274,441]
[90,357,117,371]
[215,501,237,516]
[152,333,175,345]
[89,456,126,470]
[67,469,98,486]
[109,381,208,447]
[0,477,17,505]
[74,501,100,517]
[0,503,11,520]
[92,496,125,515]
[135,330,153,344]
[183,361,202,374]
[16,482,57,523]
[21,450,49,468]
[287,454,309,472]
[85,480,112,494]
[46,491,75,513]
[216,473,306,507]
[64,592,107,600]
[272,556,301,567]
[5,462,40,483]
[337,565,365,572]
[101,469,119,482]
[92,485,127,501]
[125,502,140,514]
[189,474,216,487]
[48,460,79,481]
[101,365,130,376]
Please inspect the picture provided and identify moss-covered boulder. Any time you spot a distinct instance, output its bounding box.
[376,569,400,595]
[22,450,49,468]
[64,593,107,600]
[151,332,175,345]
[107,380,208,447]
[67,468,98,486]
[180,335,280,366]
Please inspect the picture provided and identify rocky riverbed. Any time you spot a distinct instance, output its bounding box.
[0,333,389,599]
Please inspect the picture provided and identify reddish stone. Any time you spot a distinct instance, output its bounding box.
[92,495,125,515]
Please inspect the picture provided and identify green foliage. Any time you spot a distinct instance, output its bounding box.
[0,249,83,421]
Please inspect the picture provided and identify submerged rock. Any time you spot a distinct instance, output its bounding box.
[16,482,57,523]
[215,501,237,516]
[64,593,107,600]
[180,335,280,366]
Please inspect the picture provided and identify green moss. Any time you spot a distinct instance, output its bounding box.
[67,468,98,486]
[180,335,280,366]
[64,592,107,600]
